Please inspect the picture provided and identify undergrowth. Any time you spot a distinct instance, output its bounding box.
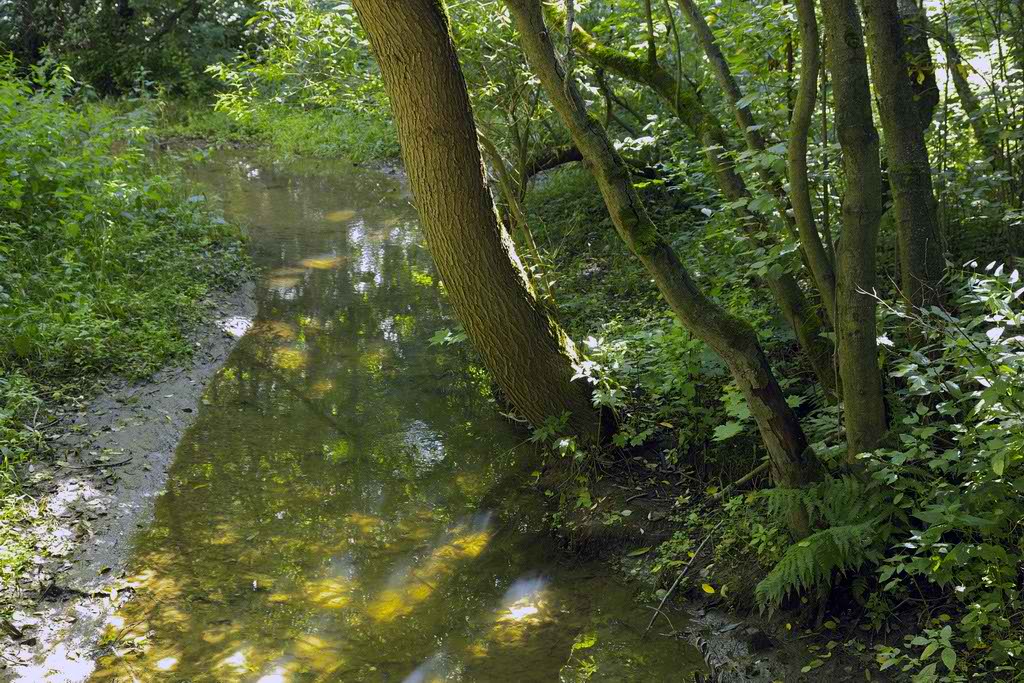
[525,166,1024,681]
[158,100,400,163]
[0,60,247,602]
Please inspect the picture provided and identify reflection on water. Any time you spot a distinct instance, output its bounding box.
[92,153,698,681]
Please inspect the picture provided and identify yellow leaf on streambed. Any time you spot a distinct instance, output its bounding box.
[701,583,715,594]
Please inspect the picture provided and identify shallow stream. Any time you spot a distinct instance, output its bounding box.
[92,152,700,682]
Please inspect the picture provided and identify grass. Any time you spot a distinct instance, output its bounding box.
[157,100,401,163]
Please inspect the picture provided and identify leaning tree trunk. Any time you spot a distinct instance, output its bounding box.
[862,0,945,309]
[678,0,841,341]
[353,0,608,444]
[550,5,836,396]
[820,0,889,462]
[931,19,1004,169]
[505,0,821,537]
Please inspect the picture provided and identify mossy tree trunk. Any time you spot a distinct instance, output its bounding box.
[353,0,608,445]
[505,0,821,536]
[820,0,889,462]
[862,0,945,309]
[787,0,838,323]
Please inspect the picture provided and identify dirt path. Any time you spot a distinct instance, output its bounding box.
[1,283,255,682]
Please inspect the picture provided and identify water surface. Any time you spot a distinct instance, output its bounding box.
[92,153,699,681]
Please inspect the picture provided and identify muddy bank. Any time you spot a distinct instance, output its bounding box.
[548,464,888,682]
[0,282,255,682]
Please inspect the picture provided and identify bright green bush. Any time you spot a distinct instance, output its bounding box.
[198,0,399,162]
[0,60,246,493]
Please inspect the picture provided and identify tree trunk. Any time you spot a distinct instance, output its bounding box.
[931,19,1004,168]
[676,0,838,324]
[820,0,889,462]
[505,0,820,535]
[551,6,837,397]
[353,0,608,444]
[896,0,939,129]
[788,0,838,324]
[862,0,945,309]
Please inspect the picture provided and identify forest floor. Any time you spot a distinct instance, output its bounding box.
[549,462,893,681]
[0,283,255,682]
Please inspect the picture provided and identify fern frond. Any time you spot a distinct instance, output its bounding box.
[755,520,876,612]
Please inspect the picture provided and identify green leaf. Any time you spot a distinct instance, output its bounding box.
[992,450,1006,476]
[572,632,597,652]
[941,647,956,671]
[627,546,652,557]
[713,421,744,441]
[735,92,757,109]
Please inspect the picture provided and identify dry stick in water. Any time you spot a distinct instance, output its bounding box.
[644,518,725,635]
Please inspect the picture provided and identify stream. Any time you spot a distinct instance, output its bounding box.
[91,152,701,681]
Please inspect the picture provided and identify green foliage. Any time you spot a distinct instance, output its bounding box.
[755,475,883,609]
[2,0,259,96]
[0,62,245,380]
[750,264,1024,676]
[0,60,247,590]
[756,519,876,608]
[202,0,399,162]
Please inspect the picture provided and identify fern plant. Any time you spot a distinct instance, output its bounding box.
[755,476,890,611]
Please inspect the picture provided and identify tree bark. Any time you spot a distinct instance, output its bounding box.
[820,0,889,462]
[353,0,608,444]
[505,0,821,535]
[788,0,838,323]
[862,0,945,309]
[897,0,939,130]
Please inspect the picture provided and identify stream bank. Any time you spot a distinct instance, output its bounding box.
[1,284,255,681]
[3,147,854,682]
[8,151,709,682]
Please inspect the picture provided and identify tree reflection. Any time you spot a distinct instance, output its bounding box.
[92,153,697,682]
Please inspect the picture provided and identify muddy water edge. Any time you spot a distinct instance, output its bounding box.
[37,151,708,682]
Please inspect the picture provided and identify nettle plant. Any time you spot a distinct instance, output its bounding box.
[755,263,1024,679]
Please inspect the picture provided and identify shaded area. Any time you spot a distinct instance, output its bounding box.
[91,153,698,681]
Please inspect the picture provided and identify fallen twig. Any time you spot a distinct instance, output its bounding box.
[711,461,770,501]
[61,458,133,471]
[644,518,725,636]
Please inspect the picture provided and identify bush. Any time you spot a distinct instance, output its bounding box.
[0,59,247,586]
[752,263,1024,680]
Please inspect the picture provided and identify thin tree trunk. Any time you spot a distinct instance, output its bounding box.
[820,0,889,462]
[931,18,1004,168]
[788,0,838,326]
[676,0,765,153]
[676,0,837,323]
[505,0,821,536]
[353,0,608,444]
[862,0,945,309]
[549,7,836,396]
